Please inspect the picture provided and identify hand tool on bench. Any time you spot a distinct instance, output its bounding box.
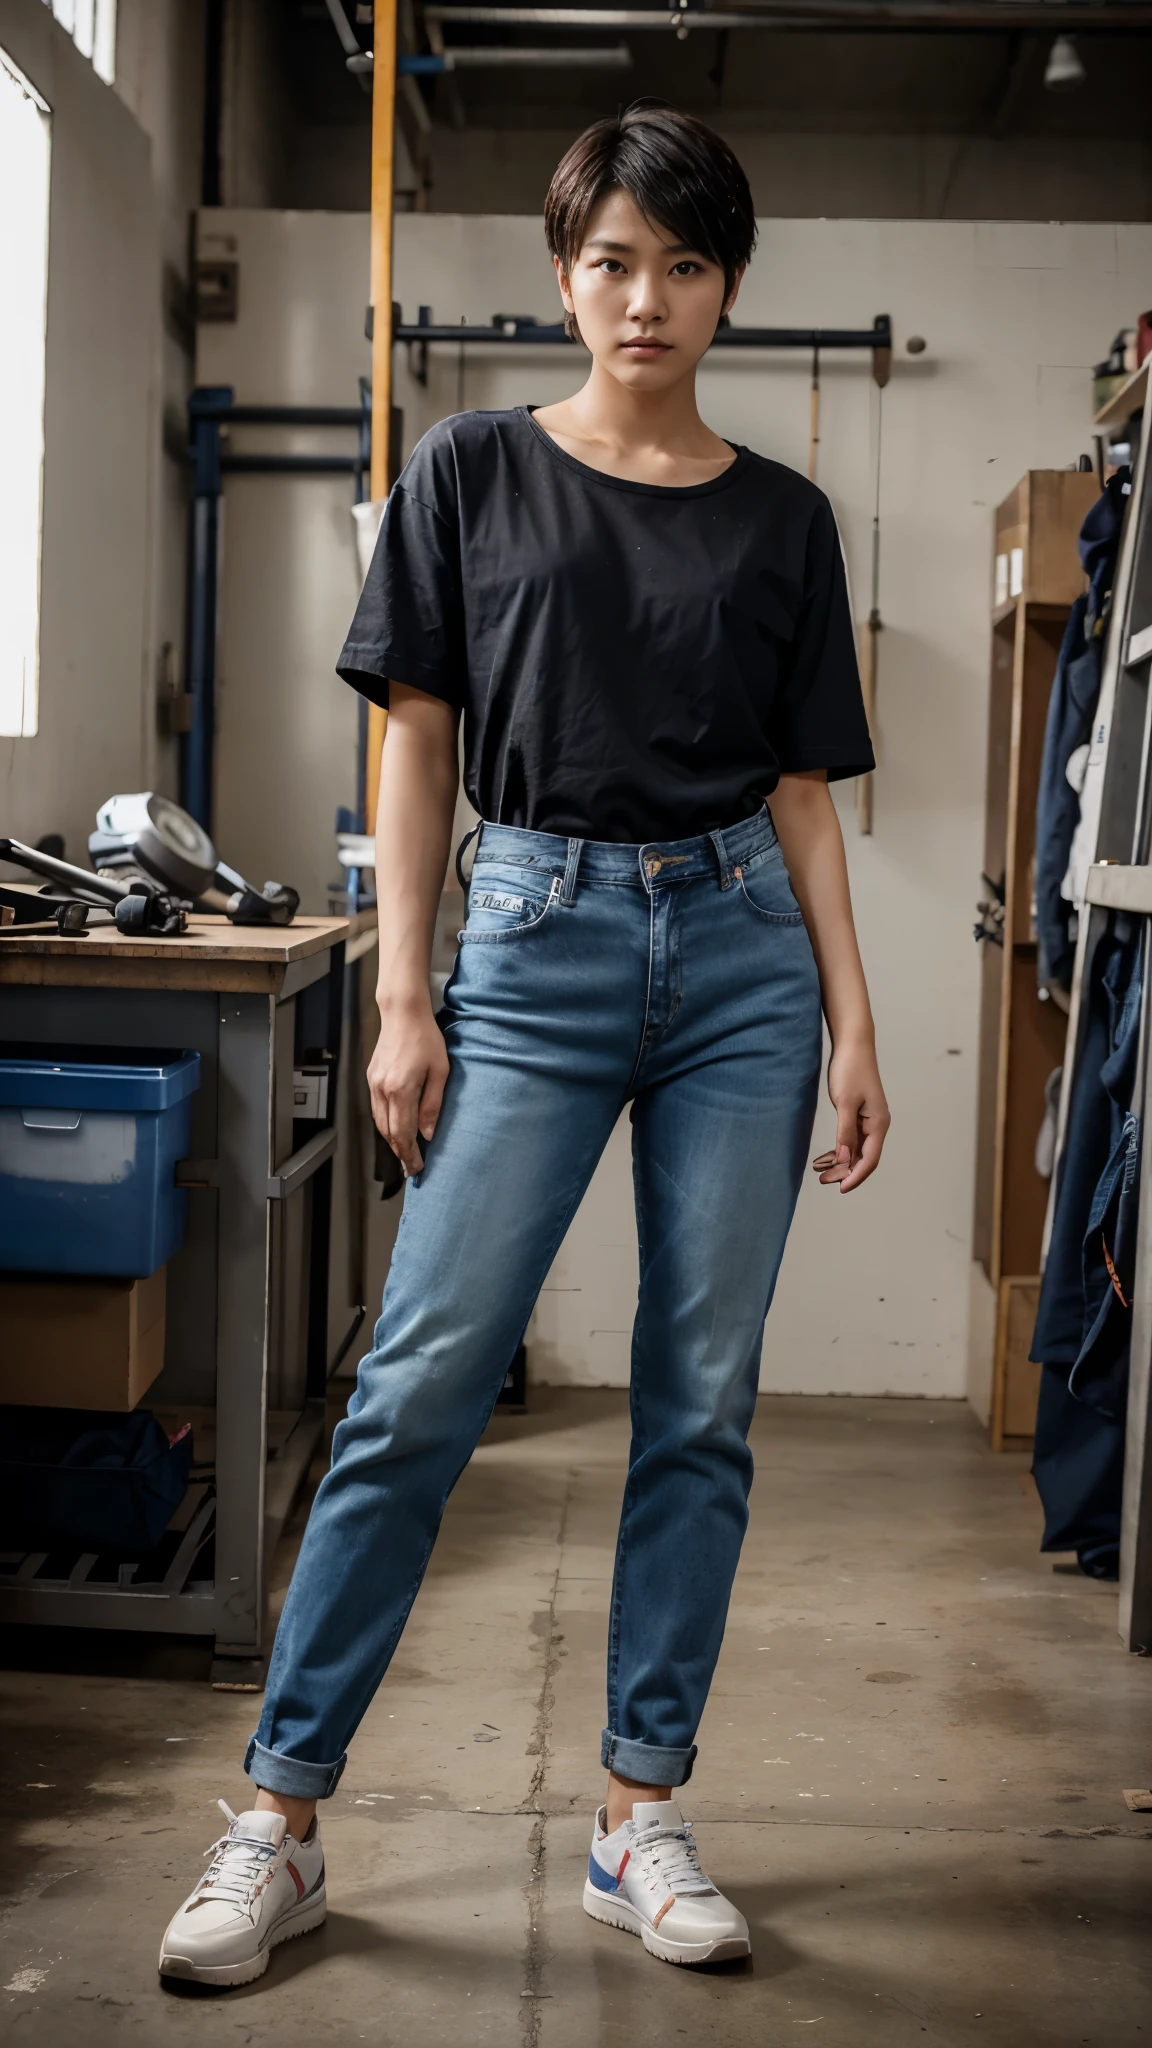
[0,839,188,936]
[90,794,299,926]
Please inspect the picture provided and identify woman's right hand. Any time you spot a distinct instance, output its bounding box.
[368,996,450,1178]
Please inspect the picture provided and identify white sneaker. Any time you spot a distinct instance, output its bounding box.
[159,1801,327,1987]
[583,1799,750,1966]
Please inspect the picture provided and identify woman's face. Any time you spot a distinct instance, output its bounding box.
[555,187,742,393]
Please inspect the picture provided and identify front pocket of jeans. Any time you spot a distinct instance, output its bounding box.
[736,863,805,926]
[459,875,559,943]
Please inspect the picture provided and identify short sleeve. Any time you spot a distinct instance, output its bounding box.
[769,498,875,782]
[336,440,466,711]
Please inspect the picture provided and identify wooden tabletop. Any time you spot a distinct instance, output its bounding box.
[0,914,349,995]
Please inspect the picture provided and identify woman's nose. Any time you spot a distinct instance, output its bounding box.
[627,274,666,323]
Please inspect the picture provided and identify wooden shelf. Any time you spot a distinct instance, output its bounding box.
[992,598,1073,630]
[974,472,1094,1448]
[1094,360,1148,432]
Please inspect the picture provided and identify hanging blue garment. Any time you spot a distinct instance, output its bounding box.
[1070,1107,1141,1418]
[1034,469,1130,992]
[1032,1369,1125,1575]
[1030,915,1143,1570]
[1034,595,1094,990]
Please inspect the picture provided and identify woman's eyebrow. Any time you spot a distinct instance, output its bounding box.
[584,236,703,257]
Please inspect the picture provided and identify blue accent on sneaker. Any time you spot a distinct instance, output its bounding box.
[587,1850,620,1894]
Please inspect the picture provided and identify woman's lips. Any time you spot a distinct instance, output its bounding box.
[622,340,671,356]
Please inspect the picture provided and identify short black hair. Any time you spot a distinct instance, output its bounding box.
[545,103,757,304]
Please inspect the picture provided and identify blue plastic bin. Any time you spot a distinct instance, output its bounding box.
[0,1044,200,1277]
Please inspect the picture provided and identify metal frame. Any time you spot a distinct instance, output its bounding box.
[0,934,345,1683]
[184,385,373,834]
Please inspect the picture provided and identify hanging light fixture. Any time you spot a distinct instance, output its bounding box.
[1044,33,1086,91]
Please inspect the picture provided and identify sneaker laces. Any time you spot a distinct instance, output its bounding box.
[632,1819,715,1897]
[193,1801,283,1918]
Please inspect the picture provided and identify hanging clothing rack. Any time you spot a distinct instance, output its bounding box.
[1039,364,1152,1646]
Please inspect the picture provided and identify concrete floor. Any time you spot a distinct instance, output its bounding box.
[2,1390,1151,2046]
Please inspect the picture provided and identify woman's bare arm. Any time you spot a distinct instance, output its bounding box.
[769,769,890,1192]
[369,681,461,1176]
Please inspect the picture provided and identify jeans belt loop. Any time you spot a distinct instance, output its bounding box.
[708,827,733,891]
[560,836,584,906]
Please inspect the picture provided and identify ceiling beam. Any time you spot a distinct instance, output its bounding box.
[425,3,1152,31]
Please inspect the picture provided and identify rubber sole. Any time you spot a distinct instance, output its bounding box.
[582,1881,750,1967]
[158,1888,327,1988]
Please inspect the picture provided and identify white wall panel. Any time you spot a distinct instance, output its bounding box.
[0,0,156,861]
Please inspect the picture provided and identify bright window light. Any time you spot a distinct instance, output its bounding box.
[45,0,116,84]
[0,49,51,739]
[93,0,115,84]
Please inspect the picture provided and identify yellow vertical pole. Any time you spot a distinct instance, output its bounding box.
[365,0,397,828]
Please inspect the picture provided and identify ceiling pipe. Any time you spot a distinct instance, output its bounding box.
[324,0,374,89]
[323,0,362,52]
[424,2,1152,28]
[399,41,632,63]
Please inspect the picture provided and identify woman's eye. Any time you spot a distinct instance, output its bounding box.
[671,261,702,276]
[596,258,624,274]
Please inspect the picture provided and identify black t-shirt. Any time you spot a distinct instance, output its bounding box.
[337,406,874,843]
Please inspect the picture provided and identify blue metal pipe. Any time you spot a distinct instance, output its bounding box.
[183,386,232,831]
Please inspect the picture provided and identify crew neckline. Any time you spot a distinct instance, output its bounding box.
[521,405,748,499]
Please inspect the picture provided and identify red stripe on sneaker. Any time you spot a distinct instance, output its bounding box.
[286,1860,305,1899]
[615,1849,630,1890]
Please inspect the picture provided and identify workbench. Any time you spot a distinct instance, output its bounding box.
[0,914,349,1686]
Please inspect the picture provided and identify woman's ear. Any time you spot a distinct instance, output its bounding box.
[722,262,746,320]
[553,252,582,343]
[553,251,574,316]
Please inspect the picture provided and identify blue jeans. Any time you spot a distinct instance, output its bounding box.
[248,806,821,1798]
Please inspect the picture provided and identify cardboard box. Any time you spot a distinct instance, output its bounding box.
[0,1266,167,1410]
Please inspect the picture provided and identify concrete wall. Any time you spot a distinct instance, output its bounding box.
[113,0,207,805]
[423,127,1152,225]
[0,0,311,868]
[219,0,292,210]
[273,120,1152,224]
[194,208,370,910]
[0,0,158,858]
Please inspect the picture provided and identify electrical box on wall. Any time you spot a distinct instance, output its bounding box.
[293,1066,329,1120]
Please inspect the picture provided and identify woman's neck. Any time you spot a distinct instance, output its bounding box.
[553,361,724,459]
[532,362,735,486]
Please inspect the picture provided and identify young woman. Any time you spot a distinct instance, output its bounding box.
[160,102,889,1989]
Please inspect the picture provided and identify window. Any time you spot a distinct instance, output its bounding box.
[43,0,116,85]
[0,49,51,739]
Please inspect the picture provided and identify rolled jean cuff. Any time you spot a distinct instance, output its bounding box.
[245,1736,347,1800]
[601,1731,697,1787]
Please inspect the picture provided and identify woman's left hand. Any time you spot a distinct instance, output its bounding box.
[812,1039,890,1193]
